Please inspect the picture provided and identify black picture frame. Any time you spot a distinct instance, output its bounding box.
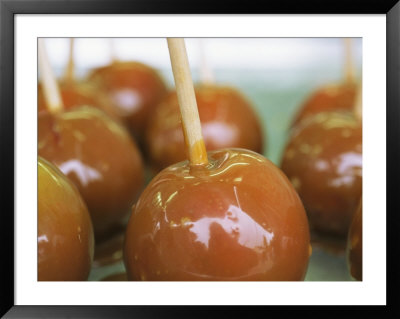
[1,0,399,317]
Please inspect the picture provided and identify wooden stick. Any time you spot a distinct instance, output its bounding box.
[38,38,63,113]
[354,84,362,121]
[109,38,117,63]
[64,38,75,84]
[167,38,208,166]
[199,39,214,85]
[344,38,355,84]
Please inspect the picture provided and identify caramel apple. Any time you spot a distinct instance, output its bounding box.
[124,148,311,281]
[146,85,264,172]
[292,82,357,127]
[38,106,145,240]
[38,156,94,281]
[347,199,362,280]
[38,81,119,121]
[37,40,145,240]
[38,39,119,121]
[292,39,358,127]
[123,38,310,281]
[281,112,362,237]
[87,60,168,142]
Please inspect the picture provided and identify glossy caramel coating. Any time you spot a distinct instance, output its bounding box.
[347,200,362,280]
[38,106,145,239]
[292,83,357,127]
[124,149,310,281]
[281,112,362,237]
[38,157,94,281]
[38,82,119,121]
[146,85,264,172]
[87,61,168,141]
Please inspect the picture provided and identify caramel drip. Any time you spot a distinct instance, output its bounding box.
[190,140,208,166]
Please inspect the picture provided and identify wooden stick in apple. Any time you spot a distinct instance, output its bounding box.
[38,38,64,113]
[167,38,208,166]
[344,38,355,84]
[199,38,215,85]
[64,38,75,84]
[354,84,362,121]
[109,38,118,63]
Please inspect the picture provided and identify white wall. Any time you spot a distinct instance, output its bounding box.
[43,37,362,74]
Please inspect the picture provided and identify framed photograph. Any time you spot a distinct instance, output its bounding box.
[1,0,398,317]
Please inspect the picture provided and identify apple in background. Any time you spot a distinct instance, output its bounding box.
[146,85,264,172]
[87,61,168,144]
[281,111,362,238]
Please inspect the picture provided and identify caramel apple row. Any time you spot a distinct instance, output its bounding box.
[38,41,265,169]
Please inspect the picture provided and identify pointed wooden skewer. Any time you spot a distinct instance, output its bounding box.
[344,38,355,84]
[38,38,64,113]
[109,38,118,64]
[354,84,362,122]
[64,38,75,84]
[199,39,215,85]
[167,38,208,166]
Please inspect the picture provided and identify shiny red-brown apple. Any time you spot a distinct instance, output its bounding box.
[38,156,94,281]
[146,85,264,172]
[292,82,357,127]
[38,38,119,120]
[38,106,145,240]
[87,61,168,142]
[38,81,119,121]
[292,38,359,127]
[124,148,311,281]
[281,111,362,237]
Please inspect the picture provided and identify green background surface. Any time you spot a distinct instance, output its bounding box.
[87,67,354,281]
